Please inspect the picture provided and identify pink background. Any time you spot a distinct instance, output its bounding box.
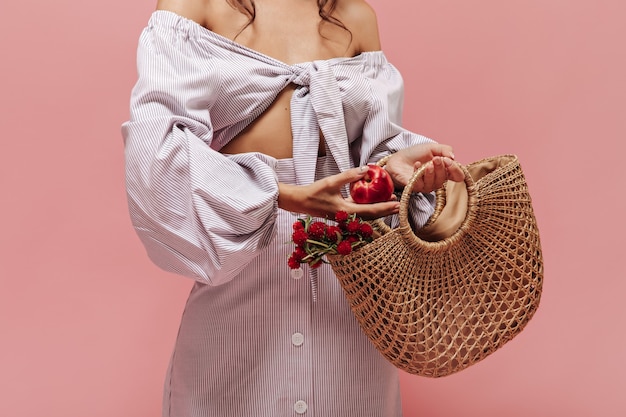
[1,0,624,416]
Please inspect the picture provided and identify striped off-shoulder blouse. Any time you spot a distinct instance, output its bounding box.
[122,10,436,417]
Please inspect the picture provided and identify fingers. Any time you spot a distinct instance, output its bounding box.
[446,163,465,183]
[411,159,440,193]
[426,143,455,159]
[432,157,448,186]
[421,157,448,191]
[421,162,436,192]
[410,156,463,193]
[326,166,369,188]
[300,158,464,220]
[343,200,400,220]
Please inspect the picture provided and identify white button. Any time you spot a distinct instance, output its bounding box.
[294,400,308,414]
[291,332,305,347]
[291,268,304,280]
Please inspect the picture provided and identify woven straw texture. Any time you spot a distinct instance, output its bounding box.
[328,155,543,377]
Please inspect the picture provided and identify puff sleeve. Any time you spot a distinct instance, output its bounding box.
[121,21,279,285]
[353,53,437,228]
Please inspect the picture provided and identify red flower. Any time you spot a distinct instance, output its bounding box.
[347,220,361,233]
[308,221,326,239]
[292,246,307,262]
[337,240,353,255]
[334,211,349,223]
[359,223,373,238]
[345,235,359,244]
[288,255,301,269]
[287,211,373,268]
[325,225,341,242]
[292,229,309,246]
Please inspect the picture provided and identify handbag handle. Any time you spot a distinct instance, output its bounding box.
[373,157,478,249]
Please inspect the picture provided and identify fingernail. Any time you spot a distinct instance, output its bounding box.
[359,166,367,172]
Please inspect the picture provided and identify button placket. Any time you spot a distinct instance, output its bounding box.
[284,244,313,417]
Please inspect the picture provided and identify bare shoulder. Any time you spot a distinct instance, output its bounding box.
[335,0,381,52]
[155,0,211,27]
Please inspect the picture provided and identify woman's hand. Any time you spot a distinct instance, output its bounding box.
[278,167,400,220]
[384,143,465,194]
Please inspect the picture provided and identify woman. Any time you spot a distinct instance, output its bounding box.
[122,0,464,416]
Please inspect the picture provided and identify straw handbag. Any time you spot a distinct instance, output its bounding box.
[328,155,543,377]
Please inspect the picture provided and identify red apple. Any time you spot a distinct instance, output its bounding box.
[350,164,395,204]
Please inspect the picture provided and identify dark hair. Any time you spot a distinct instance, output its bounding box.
[227,0,351,41]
